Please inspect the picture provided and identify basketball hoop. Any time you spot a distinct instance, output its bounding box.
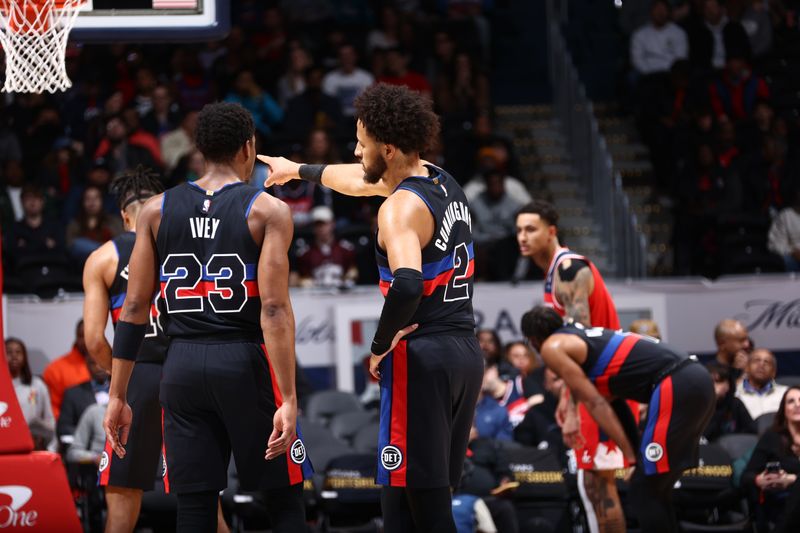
[0,0,85,93]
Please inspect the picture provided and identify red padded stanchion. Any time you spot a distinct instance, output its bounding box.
[0,452,82,531]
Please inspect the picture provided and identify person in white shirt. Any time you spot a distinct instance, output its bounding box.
[736,348,788,421]
[5,337,55,450]
[630,0,688,75]
[767,191,800,272]
[322,44,375,119]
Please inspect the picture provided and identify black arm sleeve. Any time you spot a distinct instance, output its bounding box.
[371,268,423,355]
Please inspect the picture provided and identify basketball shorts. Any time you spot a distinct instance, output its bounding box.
[99,361,163,490]
[159,340,313,494]
[640,361,714,476]
[575,399,640,471]
[376,334,484,488]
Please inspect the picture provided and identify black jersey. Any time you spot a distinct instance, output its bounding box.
[109,232,169,363]
[156,181,263,340]
[376,164,475,337]
[559,323,687,403]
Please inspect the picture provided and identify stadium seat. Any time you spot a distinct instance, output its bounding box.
[755,412,776,435]
[318,453,382,532]
[306,390,364,426]
[329,410,378,445]
[716,433,759,463]
[675,442,751,531]
[353,423,380,455]
[776,375,800,387]
[503,446,571,532]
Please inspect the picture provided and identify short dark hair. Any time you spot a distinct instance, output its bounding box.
[705,361,730,382]
[517,199,559,227]
[354,83,440,154]
[20,184,43,200]
[195,102,255,164]
[521,306,564,344]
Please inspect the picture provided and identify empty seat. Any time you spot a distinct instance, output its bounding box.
[306,390,363,426]
[353,423,380,455]
[716,433,759,463]
[776,375,800,387]
[755,412,776,435]
[329,410,378,445]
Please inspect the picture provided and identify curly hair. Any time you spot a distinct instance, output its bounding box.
[110,165,164,210]
[520,306,564,345]
[195,102,255,164]
[353,83,440,154]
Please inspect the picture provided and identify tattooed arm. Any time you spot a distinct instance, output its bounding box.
[554,258,594,326]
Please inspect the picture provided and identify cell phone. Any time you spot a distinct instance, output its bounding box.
[765,461,781,474]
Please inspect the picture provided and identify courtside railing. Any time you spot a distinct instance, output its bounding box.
[545,0,647,278]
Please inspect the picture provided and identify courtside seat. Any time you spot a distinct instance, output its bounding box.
[329,410,378,446]
[306,390,364,427]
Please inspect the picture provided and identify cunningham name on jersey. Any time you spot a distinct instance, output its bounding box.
[435,200,472,251]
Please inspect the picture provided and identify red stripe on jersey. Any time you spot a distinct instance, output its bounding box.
[390,340,408,486]
[161,408,170,493]
[378,259,475,298]
[594,335,639,397]
[653,376,673,474]
[261,344,303,485]
[111,308,122,324]
[99,439,113,486]
[160,280,259,299]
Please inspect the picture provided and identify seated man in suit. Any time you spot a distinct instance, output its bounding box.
[56,356,109,441]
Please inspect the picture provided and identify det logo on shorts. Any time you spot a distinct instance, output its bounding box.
[381,445,403,471]
[290,439,306,464]
[645,443,664,462]
[99,452,109,472]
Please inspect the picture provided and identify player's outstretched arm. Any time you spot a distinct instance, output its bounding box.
[82,241,116,372]
[542,334,636,463]
[252,194,299,460]
[258,155,392,197]
[104,194,161,459]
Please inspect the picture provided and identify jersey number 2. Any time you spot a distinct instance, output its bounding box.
[443,242,470,302]
[161,253,248,314]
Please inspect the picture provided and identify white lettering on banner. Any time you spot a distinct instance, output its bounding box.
[0,486,37,528]
[738,299,800,331]
[0,403,7,416]
[0,402,10,427]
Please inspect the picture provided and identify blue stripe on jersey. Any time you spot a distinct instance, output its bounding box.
[160,263,257,281]
[377,352,394,485]
[588,333,625,380]
[378,242,475,282]
[110,292,126,310]
[641,383,662,475]
[294,424,315,478]
[395,186,435,216]
[244,190,262,219]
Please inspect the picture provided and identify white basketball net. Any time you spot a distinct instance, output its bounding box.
[0,0,84,93]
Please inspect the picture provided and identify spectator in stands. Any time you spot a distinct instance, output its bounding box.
[513,367,564,450]
[708,54,770,123]
[471,166,524,281]
[276,44,312,108]
[168,148,205,187]
[160,110,198,174]
[132,67,158,118]
[743,386,800,532]
[306,128,341,166]
[629,318,662,339]
[704,361,757,441]
[141,85,181,138]
[630,0,688,77]
[503,341,539,377]
[0,159,24,227]
[742,134,796,217]
[714,318,751,377]
[737,348,788,420]
[434,51,491,125]
[42,319,90,421]
[6,337,55,450]
[283,66,346,144]
[61,158,118,224]
[477,329,502,367]
[66,402,107,465]
[366,5,401,54]
[293,205,358,288]
[455,114,522,189]
[322,43,375,121]
[225,70,283,138]
[56,356,109,440]
[378,47,432,95]
[481,362,539,429]
[768,188,800,272]
[473,388,514,442]
[65,185,123,262]
[94,115,159,177]
[122,112,162,163]
[686,0,751,72]
[450,494,498,533]
[741,0,773,61]
[4,184,66,274]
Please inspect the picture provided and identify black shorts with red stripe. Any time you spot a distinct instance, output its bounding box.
[376,334,483,488]
[159,339,313,494]
[640,361,714,476]
[99,362,163,490]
